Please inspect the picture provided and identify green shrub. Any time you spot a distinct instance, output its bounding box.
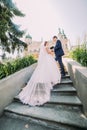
[0,55,37,80]
[69,44,87,66]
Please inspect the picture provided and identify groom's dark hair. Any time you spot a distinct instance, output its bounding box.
[53,36,58,39]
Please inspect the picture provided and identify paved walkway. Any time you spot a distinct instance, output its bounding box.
[0,115,55,130]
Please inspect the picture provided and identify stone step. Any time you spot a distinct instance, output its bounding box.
[4,102,87,130]
[52,86,77,96]
[14,95,82,112]
[61,75,70,79]
[61,78,72,82]
[46,95,82,112]
[60,79,73,85]
[54,83,74,89]
[49,95,82,106]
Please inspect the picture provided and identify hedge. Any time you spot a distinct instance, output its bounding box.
[69,44,87,66]
[0,55,37,80]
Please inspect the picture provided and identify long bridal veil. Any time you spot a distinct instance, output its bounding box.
[18,42,61,106]
[38,42,47,65]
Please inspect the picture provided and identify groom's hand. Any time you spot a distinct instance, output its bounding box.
[50,46,54,52]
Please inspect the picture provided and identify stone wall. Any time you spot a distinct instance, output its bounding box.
[63,58,87,116]
[0,63,37,115]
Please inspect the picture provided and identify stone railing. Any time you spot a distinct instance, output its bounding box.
[63,58,87,116]
[0,63,37,115]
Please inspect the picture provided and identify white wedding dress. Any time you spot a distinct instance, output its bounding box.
[18,43,61,106]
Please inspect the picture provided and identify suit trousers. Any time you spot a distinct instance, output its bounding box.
[57,56,65,75]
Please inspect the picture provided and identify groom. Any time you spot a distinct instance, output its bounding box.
[52,36,65,77]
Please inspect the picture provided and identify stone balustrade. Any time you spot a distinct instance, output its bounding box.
[63,58,87,116]
[0,63,37,115]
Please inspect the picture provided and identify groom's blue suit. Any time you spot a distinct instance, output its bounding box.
[54,40,65,76]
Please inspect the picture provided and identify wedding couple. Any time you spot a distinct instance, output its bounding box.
[18,36,65,106]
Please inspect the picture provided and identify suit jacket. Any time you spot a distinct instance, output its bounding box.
[54,40,64,60]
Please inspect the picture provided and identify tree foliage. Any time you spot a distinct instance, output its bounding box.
[0,0,26,53]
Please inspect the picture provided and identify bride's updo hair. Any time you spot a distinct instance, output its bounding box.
[44,41,48,46]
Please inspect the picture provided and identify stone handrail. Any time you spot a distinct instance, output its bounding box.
[63,58,87,116]
[0,63,37,115]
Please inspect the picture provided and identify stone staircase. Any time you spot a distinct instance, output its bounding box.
[3,75,87,130]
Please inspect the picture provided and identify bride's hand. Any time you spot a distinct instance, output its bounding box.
[45,47,52,54]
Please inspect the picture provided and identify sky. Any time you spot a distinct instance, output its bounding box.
[13,0,87,45]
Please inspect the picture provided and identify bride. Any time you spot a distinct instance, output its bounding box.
[18,41,61,106]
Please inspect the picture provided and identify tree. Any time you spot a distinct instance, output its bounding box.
[0,0,27,53]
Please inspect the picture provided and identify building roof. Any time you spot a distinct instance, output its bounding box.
[25,34,32,39]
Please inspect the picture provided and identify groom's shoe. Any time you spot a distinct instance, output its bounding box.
[61,74,65,78]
